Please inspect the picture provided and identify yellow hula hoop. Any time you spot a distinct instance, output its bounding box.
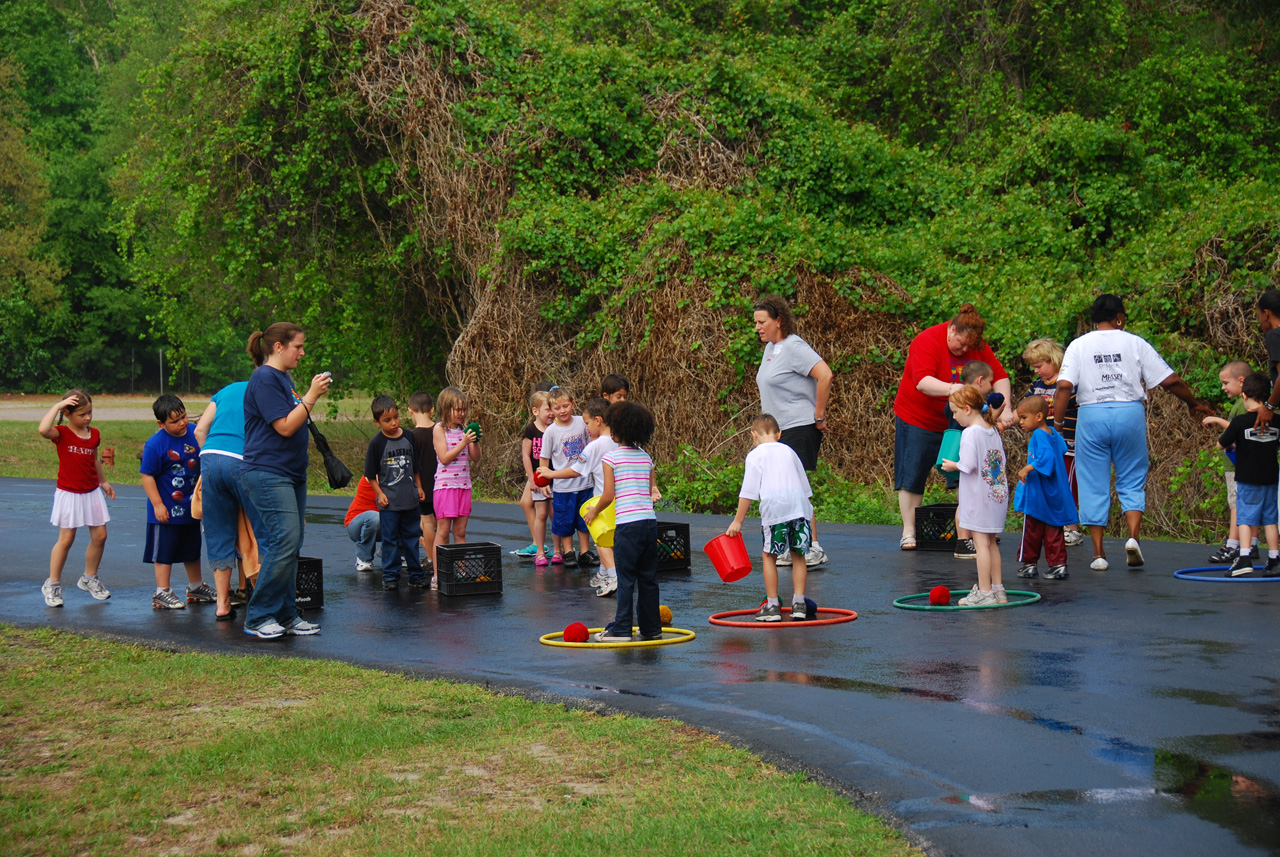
[539,626,697,649]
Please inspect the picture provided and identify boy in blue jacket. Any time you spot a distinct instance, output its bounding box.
[1014,396,1077,579]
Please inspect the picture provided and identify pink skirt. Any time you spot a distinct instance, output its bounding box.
[50,487,110,529]
[434,487,472,519]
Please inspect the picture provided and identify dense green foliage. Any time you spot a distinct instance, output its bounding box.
[5,0,1278,396]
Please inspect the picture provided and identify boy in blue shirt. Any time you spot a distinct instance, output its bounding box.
[364,396,427,590]
[1013,396,1076,579]
[141,394,215,609]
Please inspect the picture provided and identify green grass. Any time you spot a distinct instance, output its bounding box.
[0,626,921,857]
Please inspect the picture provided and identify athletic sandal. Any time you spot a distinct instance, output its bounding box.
[899,535,917,551]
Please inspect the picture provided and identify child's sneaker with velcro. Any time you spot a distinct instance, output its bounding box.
[1208,544,1238,564]
[41,579,63,607]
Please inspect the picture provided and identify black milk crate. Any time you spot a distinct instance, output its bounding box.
[437,541,503,596]
[296,556,324,609]
[656,522,692,572]
[915,503,958,551]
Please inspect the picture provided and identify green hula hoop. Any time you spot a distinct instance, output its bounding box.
[893,589,1041,611]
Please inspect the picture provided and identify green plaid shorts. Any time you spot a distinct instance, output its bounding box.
[764,517,812,558]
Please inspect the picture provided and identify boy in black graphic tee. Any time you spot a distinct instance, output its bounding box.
[364,396,426,589]
[1218,373,1280,577]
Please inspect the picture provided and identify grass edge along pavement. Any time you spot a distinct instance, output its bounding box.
[0,625,924,857]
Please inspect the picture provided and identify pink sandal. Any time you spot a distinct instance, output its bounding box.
[535,556,549,567]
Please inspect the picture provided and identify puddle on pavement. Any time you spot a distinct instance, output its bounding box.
[749,668,1280,849]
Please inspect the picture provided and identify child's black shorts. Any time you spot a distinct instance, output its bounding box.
[143,521,202,565]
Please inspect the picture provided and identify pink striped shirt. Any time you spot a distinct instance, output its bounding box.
[604,446,654,524]
[434,425,472,490]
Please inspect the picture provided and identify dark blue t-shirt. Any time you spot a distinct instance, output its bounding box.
[140,426,201,525]
[242,365,308,480]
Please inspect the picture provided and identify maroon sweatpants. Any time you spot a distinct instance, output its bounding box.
[1019,515,1066,566]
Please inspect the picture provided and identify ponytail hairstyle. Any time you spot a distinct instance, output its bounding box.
[752,293,797,339]
[57,388,92,425]
[246,322,303,365]
[948,386,1005,427]
[950,303,987,350]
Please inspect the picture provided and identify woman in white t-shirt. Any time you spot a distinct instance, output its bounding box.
[753,294,833,566]
[1054,295,1211,570]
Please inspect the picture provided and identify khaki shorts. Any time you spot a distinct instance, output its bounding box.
[1226,471,1237,513]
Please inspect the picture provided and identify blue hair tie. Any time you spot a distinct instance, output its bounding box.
[981,404,989,413]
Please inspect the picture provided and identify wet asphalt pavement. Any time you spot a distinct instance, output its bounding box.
[3,476,1279,856]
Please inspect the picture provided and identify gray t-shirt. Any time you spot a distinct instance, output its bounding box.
[364,431,420,512]
[756,334,822,431]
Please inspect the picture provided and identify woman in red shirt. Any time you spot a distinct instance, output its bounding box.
[893,304,1015,549]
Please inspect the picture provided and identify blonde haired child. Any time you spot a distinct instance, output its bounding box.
[519,390,555,565]
[37,390,116,607]
[941,387,1010,606]
[432,387,480,576]
[540,387,592,566]
[1022,338,1084,547]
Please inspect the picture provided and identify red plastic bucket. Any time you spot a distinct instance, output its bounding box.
[704,533,752,582]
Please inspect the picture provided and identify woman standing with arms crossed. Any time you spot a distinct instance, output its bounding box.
[893,304,1016,550]
[194,336,264,621]
[239,322,331,639]
[753,294,834,566]
[1054,295,1211,570]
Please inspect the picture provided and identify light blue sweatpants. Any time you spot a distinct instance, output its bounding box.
[1074,401,1148,527]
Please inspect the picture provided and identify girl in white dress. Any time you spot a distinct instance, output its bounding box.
[941,387,1009,606]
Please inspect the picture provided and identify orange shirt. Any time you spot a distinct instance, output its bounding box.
[344,476,379,526]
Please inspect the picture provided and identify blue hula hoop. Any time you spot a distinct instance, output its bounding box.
[1173,566,1280,583]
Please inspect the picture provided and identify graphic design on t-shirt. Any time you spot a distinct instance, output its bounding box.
[983,449,1008,504]
[562,431,587,463]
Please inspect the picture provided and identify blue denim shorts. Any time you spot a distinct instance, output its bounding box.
[1236,481,1278,528]
[893,414,944,495]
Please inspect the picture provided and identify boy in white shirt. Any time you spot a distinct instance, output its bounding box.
[539,398,619,595]
[726,414,814,621]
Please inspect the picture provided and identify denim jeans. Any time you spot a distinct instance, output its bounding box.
[200,452,246,571]
[380,508,425,582]
[610,518,660,638]
[346,510,381,564]
[240,469,306,630]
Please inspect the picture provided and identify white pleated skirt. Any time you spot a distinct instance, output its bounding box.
[50,488,111,529]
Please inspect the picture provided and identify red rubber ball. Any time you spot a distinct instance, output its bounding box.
[928,585,951,606]
[563,621,589,643]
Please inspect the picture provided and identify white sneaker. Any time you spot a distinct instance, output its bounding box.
[992,586,1009,604]
[1090,556,1109,571]
[775,551,793,567]
[958,587,998,606]
[1063,529,1086,547]
[587,571,606,588]
[244,621,286,640]
[42,579,63,607]
[804,543,828,566]
[594,578,617,598]
[77,574,110,600]
[284,617,321,636]
[1125,538,1144,567]
[355,559,374,573]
